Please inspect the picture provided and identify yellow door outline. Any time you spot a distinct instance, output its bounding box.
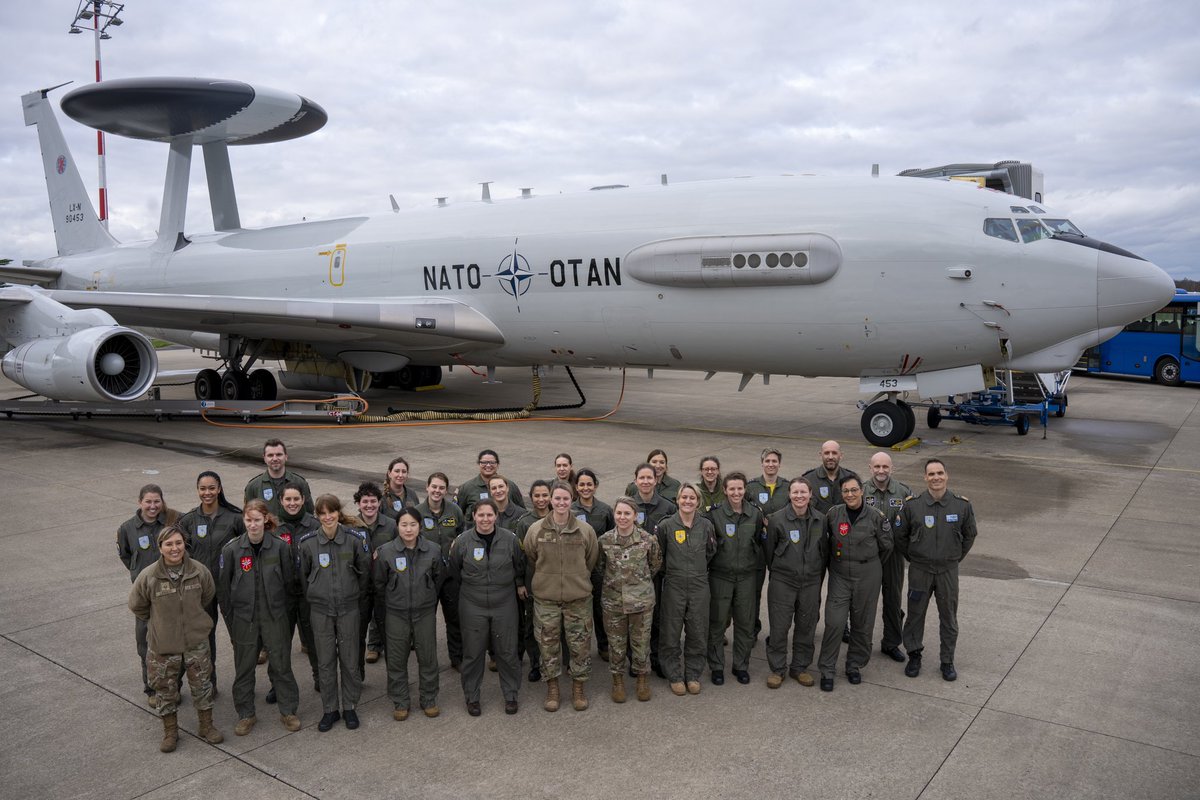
[319,244,348,287]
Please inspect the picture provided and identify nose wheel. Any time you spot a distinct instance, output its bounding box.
[860,399,917,447]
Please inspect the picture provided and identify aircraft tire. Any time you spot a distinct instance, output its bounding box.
[395,367,416,391]
[1015,414,1030,436]
[1054,394,1067,418]
[194,369,221,401]
[861,401,908,447]
[897,400,916,435]
[418,365,443,386]
[221,370,250,400]
[1154,357,1182,387]
[248,369,278,401]
[927,407,942,429]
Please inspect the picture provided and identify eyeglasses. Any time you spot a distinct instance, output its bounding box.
[841,487,861,494]
[478,460,498,466]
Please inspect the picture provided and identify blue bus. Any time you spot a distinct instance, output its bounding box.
[1077,290,1200,385]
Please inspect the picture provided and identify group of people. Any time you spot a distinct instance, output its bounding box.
[120,438,978,752]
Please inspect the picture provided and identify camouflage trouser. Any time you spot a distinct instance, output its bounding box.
[148,643,213,717]
[603,606,653,675]
[533,596,592,681]
[134,617,150,693]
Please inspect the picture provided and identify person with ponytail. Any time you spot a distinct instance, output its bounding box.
[117,484,180,707]
[179,470,245,692]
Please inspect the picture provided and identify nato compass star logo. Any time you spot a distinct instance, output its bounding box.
[489,248,547,312]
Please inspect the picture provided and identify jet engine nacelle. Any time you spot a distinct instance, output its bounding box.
[2,326,158,401]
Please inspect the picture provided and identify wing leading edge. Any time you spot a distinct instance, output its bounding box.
[47,290,505,349]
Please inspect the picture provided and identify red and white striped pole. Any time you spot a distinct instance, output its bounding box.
[92,1,108,227]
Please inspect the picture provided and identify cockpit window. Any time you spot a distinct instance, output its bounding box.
[984,218,1020,242]
[1029,206,1045,214]
[1010,206,1030,214]
[1042,218,1083,235]
[1016,218,1051,243]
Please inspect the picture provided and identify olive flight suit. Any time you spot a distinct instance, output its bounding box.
[895,490,977,665]
[706,501,767,674]
[817,503,893,680]
[655,512,717,684]
[218,532,300,719]
[764,506,828,676]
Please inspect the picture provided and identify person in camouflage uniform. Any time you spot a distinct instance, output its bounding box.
[524,481,599,712]
[596,496,662,702]
[117,484,178,706]
[129,526,225,753]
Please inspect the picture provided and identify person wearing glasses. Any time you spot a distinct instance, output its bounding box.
[696,456,724,513]
[815,475,892,692]
[456,450,526,517]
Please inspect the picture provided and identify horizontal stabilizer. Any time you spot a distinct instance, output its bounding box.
[0,266,61,286]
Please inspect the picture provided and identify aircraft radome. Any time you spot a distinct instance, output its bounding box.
[0,77,1175,445]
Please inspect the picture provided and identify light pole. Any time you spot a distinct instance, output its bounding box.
[68,0,124,229]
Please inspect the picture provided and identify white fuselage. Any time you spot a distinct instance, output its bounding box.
[43,174,1165,377]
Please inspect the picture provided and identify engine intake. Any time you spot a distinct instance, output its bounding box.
[2,326,158,402]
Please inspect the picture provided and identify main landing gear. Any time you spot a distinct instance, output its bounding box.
[371,365,443,391]
[193,337,278,401]
[194,367,278,401]
[860,398,916,447]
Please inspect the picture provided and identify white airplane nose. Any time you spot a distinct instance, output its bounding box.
[1097,248,1176,329]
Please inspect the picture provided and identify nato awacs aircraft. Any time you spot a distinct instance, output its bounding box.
[0,78,1175,444]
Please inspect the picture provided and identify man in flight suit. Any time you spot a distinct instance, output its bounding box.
[895,458,978,682]
[862,452,911,663]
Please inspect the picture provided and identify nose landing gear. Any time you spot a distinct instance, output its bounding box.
[859,398,917,447]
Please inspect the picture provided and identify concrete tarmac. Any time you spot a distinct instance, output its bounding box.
[1,355,1197,800]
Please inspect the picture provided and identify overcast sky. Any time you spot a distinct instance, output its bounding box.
[2,1,1197,278]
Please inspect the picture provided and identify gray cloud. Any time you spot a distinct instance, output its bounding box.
[3,0,1197,278]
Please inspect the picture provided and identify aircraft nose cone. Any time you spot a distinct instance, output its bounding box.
[1097,248,1175,329]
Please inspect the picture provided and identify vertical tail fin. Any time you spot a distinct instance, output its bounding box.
[22,86,118,256]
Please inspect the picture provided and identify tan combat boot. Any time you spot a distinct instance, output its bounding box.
[611,673,627,703]
[543,677,560,712]
[572,679,589,711]
[636,673,651,702]
[197,708,225,744]
[159,713,178,753]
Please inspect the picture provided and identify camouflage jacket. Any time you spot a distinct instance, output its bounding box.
[596,527,662,614]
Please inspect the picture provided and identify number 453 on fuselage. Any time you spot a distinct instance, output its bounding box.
[0,78,1174,445]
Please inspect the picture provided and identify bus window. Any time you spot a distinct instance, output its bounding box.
[1185,308,1197,339]
[1153,309,1181,334]
[1016,219,1050,243]
[1124,313,1154,333]
[984,218,1019,242]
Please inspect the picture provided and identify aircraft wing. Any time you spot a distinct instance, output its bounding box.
[46,290,505,348]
